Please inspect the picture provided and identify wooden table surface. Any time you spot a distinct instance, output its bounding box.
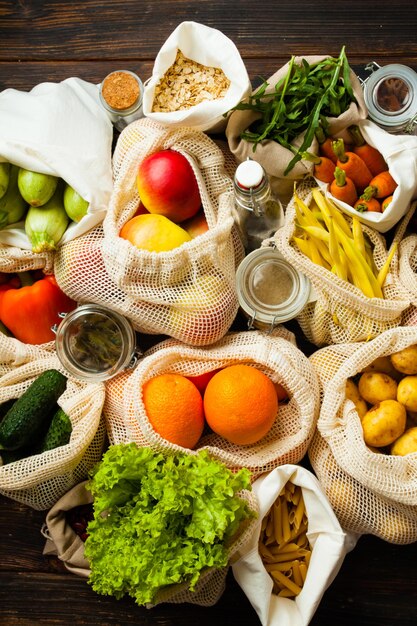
[1,1,417,624]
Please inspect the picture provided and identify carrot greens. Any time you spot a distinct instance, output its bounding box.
[231,46,356,175]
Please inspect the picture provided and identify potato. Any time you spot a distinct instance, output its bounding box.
[397,375,417,412]
[390,344,417,375]
[358,371,398,405]
[363,356,403,381]
[361,399,406,447]
[345,379,368,419]
[390,427,417,456]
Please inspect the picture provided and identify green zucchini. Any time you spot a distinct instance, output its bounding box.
[0,398,16,422]
[0,369,67,451]
[38,407,72,453]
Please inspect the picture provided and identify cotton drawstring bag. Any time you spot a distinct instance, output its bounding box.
[309,326,417,543]
[40,476,258,608]
[0,77,113,250]
[0,335,106,510]
[226,54,367,204]
[232,464,350,626]
[55,118,244,346]
[142,21,252,134]
[103,329,320,479]
[272,178,410,346]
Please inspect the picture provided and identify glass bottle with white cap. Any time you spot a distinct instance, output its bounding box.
[233,158,285,253]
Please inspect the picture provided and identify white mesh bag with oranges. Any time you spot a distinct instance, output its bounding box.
[103,328,320,479]
[54,117,243,347]
[309,325,417,543]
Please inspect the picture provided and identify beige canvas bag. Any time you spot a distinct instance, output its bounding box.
[308,326,417,544]
[0,335,106,510]
[54,119,244,347]
[273,178,410,346]
[42,478,259,608]
[103,329,320,480]
[226,55,367,203]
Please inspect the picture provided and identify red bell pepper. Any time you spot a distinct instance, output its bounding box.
[0,273,76,344]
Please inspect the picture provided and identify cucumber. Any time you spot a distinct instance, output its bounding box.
[0,369,67,451]
[38,407,72,453]
[0,399,16,422]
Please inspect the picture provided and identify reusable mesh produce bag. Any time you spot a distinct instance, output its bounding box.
[273,178,410,347]
[0,335,106,510]
[391,201,417,321]
[0,244,54,275]
[308,326,417,544]
[103,329,320,479]
[54,119,243,347]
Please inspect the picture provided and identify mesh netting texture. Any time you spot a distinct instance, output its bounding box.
[0,244,54,275]
[272,178,411,347]
[54,119,244,347]
[103,329,320,480]
[308,325,417,543]
[0,335,106,510]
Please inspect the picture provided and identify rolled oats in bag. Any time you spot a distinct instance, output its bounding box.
[97,117,243,346]
[273,179,410,347]
[142,21,251,133]
[226,54,367,203]
[0,334,106,510]
[308,326,417,543]
[232,465,350,626]
[103,329,320,479]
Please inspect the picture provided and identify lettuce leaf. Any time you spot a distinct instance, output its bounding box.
[84,444,254,605]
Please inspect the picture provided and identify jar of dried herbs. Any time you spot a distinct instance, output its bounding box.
[54,304,142,382]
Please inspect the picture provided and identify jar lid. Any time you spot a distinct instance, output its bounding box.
[236,248,311,328]
[99,70,144,116]
[363,64,417,130]
[235,160,264,189]
[54,304,141,382]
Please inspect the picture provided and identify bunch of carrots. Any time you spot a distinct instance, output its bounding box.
[291,187,397,299]
[311,125,398,213]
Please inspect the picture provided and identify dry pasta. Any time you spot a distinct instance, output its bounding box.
[259,482,312,597]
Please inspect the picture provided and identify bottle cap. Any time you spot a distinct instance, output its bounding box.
[235,160,264,189]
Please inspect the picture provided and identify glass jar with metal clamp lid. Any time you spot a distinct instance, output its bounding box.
[233,158,285,253]
[360,62,417,135]
[53,304,143,382]
[235,246,311,332]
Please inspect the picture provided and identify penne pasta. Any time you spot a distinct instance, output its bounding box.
[258,482,312,598]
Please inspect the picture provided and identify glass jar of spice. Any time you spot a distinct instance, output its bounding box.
[99,70,144,132]
[361,62,417,135]
[236,247,311,332]
[54,304,142,382]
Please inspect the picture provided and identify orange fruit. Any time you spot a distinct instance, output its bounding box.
[203,364,278,445]
[142,373,204,449]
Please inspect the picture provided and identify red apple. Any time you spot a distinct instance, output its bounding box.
[136,149,201,223]
[182,209,209,239]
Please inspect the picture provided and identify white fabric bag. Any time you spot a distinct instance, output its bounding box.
[232,465,352,626]
[0,77,113,249]
[142,21,251,133]
[323,119,417,233]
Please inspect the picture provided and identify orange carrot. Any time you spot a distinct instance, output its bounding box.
[316,126,338,163]
[329,166,358,206]
[366,171,398,199]
[313,155,336,183]
[381,195,394,212]
[332,138,373,194]
[354,194,381,213]
[348,125,387,176]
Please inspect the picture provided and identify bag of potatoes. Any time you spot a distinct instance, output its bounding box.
[55,118,243,346]
[273,179,410,346]
[0,334,106,510]
[309,325,417,543]
[103,329,320,480]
